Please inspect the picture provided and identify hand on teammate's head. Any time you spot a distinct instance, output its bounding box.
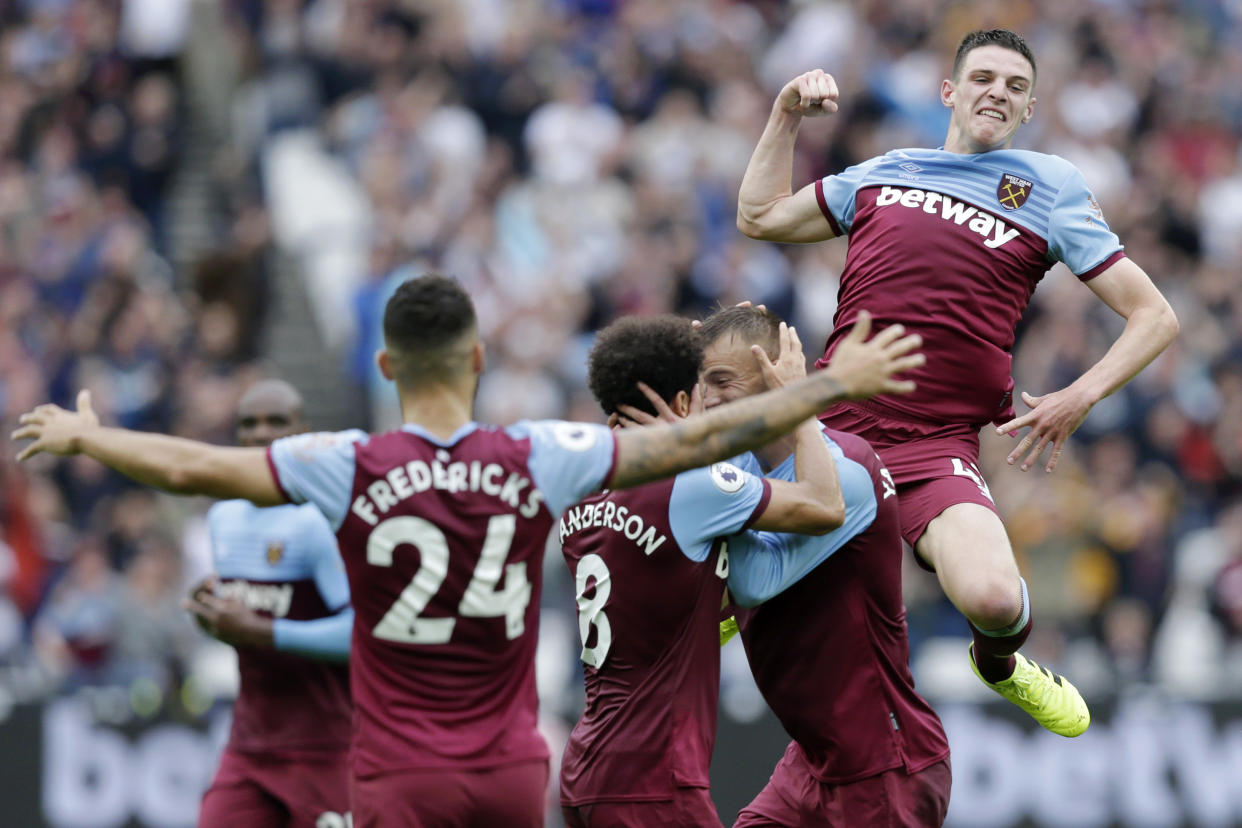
[751,322,807,390]
[616,381,691,427]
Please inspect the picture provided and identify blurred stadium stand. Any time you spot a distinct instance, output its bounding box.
[1,1,1241,825]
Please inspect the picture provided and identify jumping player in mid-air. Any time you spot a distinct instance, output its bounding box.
[735,28,1178,737]
[184,379,353,828]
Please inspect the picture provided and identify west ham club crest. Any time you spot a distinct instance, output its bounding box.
[997,173,1033,210]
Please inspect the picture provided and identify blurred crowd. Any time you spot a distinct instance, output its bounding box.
[2,0,1241,722]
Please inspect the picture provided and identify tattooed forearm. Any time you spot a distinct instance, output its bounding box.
[610,373,847,490]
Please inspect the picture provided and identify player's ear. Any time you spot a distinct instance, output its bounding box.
[606,412,622,429]
[671,390,691,417]
[1022,96,1036,123]
[940,78,955,108]
[376,349,394,381]
[472,340,485,374]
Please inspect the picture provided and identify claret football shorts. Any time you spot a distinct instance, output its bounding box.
[821,402,1000,565]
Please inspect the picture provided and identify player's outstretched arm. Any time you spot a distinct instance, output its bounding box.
[996,258,1179,472]
[737,69,841,244]
[12,391,284,506]
[610,313,922,490]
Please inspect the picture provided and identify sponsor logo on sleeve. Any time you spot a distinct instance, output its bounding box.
[553,422,597,452]
[997,173,1033,210]
[266,540,284,565]
[710,463,746,494]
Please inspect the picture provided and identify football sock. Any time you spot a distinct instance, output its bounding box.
[969,577,1032,683]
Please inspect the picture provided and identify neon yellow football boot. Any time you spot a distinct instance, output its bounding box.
[720,616,740,646]
[969,645,1090,737]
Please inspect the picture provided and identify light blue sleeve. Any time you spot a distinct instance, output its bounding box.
[507,420,617,517]
[817,155,886,233]
[667,463,770,563]
[267,429,368,530]
[272,507,352,661]
[205,502,226,567]
[272,611,352,662]
[729,452,761,476]
[1047,164,1123,276]
[305,508,350,611]
[726,450,878,608]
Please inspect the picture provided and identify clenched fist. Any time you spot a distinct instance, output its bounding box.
[778,70,840,116]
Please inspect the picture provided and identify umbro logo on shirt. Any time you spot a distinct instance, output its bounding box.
[874,186,1021,249]
[898,161,923,181]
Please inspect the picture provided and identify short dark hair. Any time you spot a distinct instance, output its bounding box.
[952,29,1036,83]
[383,274,477,382]
[588,316,703,417]
[697,305,784,361]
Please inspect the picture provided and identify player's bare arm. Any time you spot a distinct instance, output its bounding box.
[12,390,284,505]
[996,257,1179,472]
[611,314,922,490]
[748,321,846,535]
[737,70,841,243]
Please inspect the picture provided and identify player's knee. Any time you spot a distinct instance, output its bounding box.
[955,575,1022,629]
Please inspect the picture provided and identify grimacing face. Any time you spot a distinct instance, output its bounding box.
[699,334,770,410]
[942,44,1036,154]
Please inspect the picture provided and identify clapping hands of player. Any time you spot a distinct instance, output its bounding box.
[183,577,270,649]
[11,390,98,462]
[779,69,839,116]
[994,388,1093,473]
[824,311,924,399]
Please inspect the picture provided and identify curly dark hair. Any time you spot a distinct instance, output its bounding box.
[382,273,476,382]
[953,29,1036,82]
[588,315,703,417]
[696,305,784,361]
